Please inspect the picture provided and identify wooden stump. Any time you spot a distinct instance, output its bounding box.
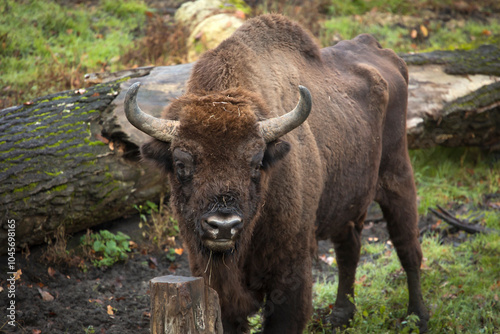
[150,275,223,334]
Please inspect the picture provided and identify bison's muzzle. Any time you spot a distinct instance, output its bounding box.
[200,213,243,252]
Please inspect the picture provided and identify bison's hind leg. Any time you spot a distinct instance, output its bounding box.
[328,218,364,330]
[376,159,429,332]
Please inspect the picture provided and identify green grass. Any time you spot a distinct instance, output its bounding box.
[328,0,427,16]
[308,229,500,333]
[410,147,499,214]
[320,15,500,53]
[0,0,148,105]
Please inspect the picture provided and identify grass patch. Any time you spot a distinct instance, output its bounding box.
[0,0,148,107]
[309,227,500,333]
[410,147,499,214]
[320,14,500,53]
[328,0,424,16]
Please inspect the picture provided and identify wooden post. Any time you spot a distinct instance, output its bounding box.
[150,275,223,334]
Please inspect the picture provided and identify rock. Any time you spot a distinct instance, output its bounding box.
[175,0,246,61]
[175,0,224,31]
[187,13,244,61]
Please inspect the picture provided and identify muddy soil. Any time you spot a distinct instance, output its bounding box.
[0,205,441,334]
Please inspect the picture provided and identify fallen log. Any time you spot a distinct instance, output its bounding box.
[402,45,500,151]
[149,275,223,334]
[1,45,499,253]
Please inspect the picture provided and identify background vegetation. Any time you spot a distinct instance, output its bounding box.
[1,0,498,333]
[1,0,499,108]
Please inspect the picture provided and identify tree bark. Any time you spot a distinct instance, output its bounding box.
[1,45,499,253]
[149,275,223,334]
[401,45,500,150]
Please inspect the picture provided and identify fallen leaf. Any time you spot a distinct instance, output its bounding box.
[107,305,114,315]
[319,254,335,266]
[420,257,430,270]
[174,248,184,255]
[89,298,104,305]
[169,262,178,272]
[148,257,158,269]
[37,288,54,301]
[167,236,176,245]
[420,25,428,37]
[48,267,56,277]
[355,275,367,285]
[234,10,245,19]
[14,269,22,280]
[482,29,492,36]
[95,133,110,144]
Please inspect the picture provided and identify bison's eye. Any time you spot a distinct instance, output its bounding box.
[175,161,192,182]
[250,151,264,180]
[173,148,194,183]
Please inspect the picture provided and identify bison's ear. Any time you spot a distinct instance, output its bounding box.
[141,139,173,173]
[262,139,291,169]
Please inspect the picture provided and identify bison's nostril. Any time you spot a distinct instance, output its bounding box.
[202,214,242,238]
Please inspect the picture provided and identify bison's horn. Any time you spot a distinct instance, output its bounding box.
[124,82,179,142]
[259,85,312,143]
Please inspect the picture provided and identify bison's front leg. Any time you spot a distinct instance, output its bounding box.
[261,259,313,334]
[330,220,363,330]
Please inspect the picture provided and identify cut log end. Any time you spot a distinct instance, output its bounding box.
[149,275,223,334]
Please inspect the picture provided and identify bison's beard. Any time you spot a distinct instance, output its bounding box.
[174,198,264,323]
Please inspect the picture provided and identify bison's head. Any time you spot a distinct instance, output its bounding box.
[124,83,311,254]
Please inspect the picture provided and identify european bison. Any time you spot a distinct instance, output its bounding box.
[125,14,428,333]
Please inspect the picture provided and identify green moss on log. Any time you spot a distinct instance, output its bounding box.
[400,44,500,76]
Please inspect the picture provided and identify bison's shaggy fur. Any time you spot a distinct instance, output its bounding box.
[141,14,428,333]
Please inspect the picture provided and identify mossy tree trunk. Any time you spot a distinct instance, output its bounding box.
[0,64,191,253]
[1,45,499,253]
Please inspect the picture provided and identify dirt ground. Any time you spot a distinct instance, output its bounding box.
[0,206,442,334]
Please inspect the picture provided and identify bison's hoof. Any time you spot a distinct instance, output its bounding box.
[408,303,429,333]
[328,305,355,331]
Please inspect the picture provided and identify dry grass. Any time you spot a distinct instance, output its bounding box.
[121,13,190,67]
[41,225,74,265]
